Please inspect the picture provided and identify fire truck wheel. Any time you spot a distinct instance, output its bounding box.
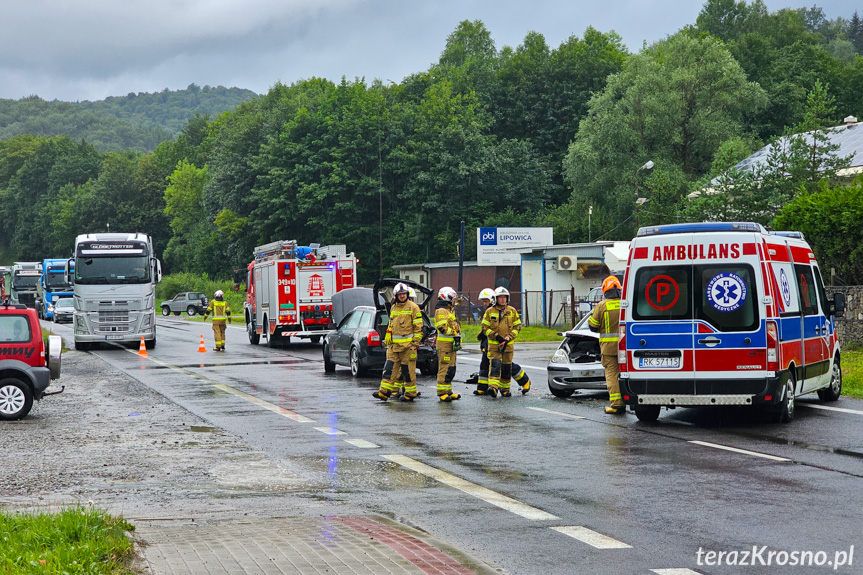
[266,330,279,348]
[0,378,33,421]
[311,335,321,344]
[247,322,260,345]
[818,355,842,402]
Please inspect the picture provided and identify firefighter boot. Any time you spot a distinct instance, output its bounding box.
[439,394,453,402]
[372,390,390,401]
[515,367,531,394]
[605,405,627,415]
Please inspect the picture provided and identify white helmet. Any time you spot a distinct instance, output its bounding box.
[478,288,495,302]
[394,282,411,296]
[408,287,417,300]
[438,286,457,302]
[494,286,510,304]
[214,290,224,298]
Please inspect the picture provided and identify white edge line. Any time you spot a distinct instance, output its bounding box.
[343,438,379,449]
[550,526,632,549]
[382,454,558,521]
[800,403,863,416]
[313,426,346,436]
[526,406,586,419]
[212,384,315,423]
[689,440,790,462]
[651,569,704,575]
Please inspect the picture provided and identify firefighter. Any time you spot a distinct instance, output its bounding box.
[589,276,626,414]
[434,286,461,402]
[472,287,531,395]
[481,287,522,397]
[203,289,232,351]
[373,282,423,402]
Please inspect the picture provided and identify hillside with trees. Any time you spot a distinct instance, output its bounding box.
[2,1,863,283]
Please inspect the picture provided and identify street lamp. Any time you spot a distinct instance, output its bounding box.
[634,160,654,229]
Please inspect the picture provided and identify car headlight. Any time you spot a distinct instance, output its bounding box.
[550,348,569,364]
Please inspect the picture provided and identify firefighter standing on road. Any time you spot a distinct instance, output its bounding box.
[203,290,232,351]
[373,282,423,402]
[589,276,626,415]
[434,287,461,402]
[481,287,522,397]
[473,288,531,395]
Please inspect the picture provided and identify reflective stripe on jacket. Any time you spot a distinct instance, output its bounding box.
[389,300,422,344]
[434,303,460,343]
[589,298,620,356]
[207,300,231,321]
[482,305,521,343]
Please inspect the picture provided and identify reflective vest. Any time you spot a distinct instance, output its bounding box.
[482,305,521,343]
[434,304,459,343]
[389,300,422,344]
[208,300,231,322]
[589,298,620,355]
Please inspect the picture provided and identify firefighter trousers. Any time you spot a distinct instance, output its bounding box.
[488,345,514,393]
[601,355,623,407]
[212,320,227,349]
[436,341,456,396]
[378,344,418,398]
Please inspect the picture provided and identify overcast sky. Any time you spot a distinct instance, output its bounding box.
[0,0,858,102]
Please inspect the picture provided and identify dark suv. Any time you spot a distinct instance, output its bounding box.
[323,278,438,377]
[0,302,63,420]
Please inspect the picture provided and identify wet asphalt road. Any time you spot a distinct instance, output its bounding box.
[50,317,863,575]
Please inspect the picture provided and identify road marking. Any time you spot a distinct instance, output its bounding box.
[689,440,790,462]
[526,406,586,419]
[800,403,863,416]
[457,356,547,371]
[382,454,559,521]
[314,426,346,436]
[211,384,315,423]
[550,526,632,549]
[651,569,703,575]
[343,439,379,449]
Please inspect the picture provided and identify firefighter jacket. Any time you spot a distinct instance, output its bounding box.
[387,300,423,348]
[206,300,231,323]
[434,301,460,344]
[482,304,521,347]
[588,297,620,356]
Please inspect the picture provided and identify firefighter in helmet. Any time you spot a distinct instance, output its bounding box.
[588,276,625,414]
[474,288,530,395]
[408,287,417,302]
[203,289,232,351]
[434,286,462,401]
[373,282,423,402]
[481,286,522,397]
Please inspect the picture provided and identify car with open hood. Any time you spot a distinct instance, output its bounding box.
[546,314,607,398]
[323,278,438,377]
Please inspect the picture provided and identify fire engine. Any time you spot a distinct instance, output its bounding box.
[244,240,357,346]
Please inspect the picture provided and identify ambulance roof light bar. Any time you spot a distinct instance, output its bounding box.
[636,222,765,237]
[770,231,805,240]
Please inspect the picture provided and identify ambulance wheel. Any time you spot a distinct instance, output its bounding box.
[247,322,260,345]
[818,356,842,402]
[770,377,795,423]
[635,405,661,422]
[549,387,574,398]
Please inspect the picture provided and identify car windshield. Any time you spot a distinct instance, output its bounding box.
[54,299,74,309]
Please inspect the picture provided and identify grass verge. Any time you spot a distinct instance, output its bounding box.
[841,348,863,399]
[0,506,136,574]
[460,324,562,342]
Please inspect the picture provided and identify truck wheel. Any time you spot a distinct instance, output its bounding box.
[0,378,33,421]
[74,340,90,351]
[186,306,197,316]
[635,405,661,422]
[266,330,279,348]
[311,335,322,344]
[145,336,156,350]
[247,322,260,345]
[161,306,170,316]
[817,356,842,402]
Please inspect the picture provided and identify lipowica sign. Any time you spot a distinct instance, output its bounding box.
[477,227,553,266]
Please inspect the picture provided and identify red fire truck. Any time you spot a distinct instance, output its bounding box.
[244,240,357,346]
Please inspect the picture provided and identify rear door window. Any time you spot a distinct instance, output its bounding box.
[631,266,691,321]
[0,316,31,343]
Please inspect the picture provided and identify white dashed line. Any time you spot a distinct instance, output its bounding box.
[689,440,790,462]
[800,403,863,416]
[314,426,346,436]
[550,526,632,549]
[651,569,703,575]
[212,384,315,423]
[526,406,586,419]
[343,439,379,449]
[382,454,559,521]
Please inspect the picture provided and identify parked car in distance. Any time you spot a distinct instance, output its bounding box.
[546,314,606,398]
[51,298,74,323]
[160,292,208,316]
[0,302,63,420]
[323,278,438,377]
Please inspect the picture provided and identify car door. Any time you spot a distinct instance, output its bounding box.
[333,310,362,363]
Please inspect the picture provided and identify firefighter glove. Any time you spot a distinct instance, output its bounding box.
[495,334,505,343]
[384,331,392,346]
[452,335,461,351]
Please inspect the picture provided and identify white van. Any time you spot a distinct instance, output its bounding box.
[620,222,845,423]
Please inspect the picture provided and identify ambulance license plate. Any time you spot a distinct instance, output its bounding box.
[636,351,682,369]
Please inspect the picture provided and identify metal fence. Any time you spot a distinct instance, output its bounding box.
[455,288,594,329]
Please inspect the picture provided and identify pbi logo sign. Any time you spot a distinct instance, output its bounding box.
[480,228,497,245]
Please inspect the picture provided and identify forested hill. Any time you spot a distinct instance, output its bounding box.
[0,85,259,152]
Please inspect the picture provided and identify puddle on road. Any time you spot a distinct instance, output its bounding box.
[190,426,220,433]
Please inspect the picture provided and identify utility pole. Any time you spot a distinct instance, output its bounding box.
[458,221,465,293]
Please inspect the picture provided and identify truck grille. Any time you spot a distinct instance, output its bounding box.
[98,311,129,323]
[99,300,130,308]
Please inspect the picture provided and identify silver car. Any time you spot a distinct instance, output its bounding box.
[546,314,607,398]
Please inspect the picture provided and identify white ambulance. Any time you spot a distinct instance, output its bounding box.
[620,222,845,423]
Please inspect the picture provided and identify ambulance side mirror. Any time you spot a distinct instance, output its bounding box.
[830,292,846,318]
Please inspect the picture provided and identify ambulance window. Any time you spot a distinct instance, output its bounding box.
[631,267,690,320]
[812,266,829,315]
[794,264,818,316]
[696,265,758,332]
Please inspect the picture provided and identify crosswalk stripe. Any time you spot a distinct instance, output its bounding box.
[550,526,632,549]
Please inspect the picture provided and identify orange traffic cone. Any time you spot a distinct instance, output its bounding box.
[198,335,207,353]
[137,337,148,356]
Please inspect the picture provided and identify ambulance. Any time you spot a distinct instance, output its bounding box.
[619,222,846,423]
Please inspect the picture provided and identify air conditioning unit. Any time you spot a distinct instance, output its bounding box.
[556,255,576,271]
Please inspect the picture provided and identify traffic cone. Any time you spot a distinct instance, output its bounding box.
[137,337,148,356]
[198,335,207,353]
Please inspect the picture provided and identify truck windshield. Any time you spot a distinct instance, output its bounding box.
[45,269,71,289]
[13,275,39,289]
[75,256,151,285]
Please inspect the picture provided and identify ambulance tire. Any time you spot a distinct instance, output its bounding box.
[770,377,795,423]
[817,355,842,402]
[634,405,661,422]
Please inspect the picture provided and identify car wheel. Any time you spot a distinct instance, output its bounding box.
[186,306,197,316]
[549,387,574,398]
[770,376,795,423]
[323,345,336,373]
[350,346,366,377]
[0,378,33,421]
[161,306,170,316]
[634,405,661,422]
[817,356,842,402]
[247,321,260,345]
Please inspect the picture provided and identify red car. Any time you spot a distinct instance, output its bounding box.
[0,302,63,420]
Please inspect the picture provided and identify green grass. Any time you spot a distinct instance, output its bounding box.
[460,324,562,342]
[841,348,863,399]
[0,506,136,574]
